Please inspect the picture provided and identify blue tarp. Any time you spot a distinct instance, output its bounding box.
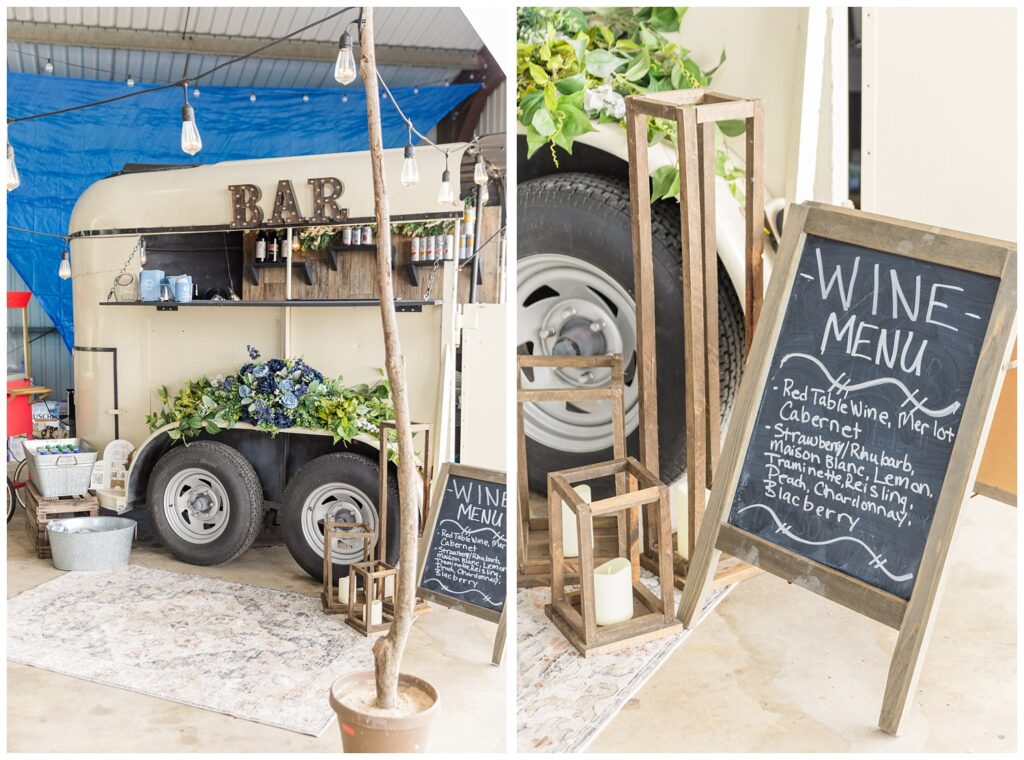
[6,72,479,350]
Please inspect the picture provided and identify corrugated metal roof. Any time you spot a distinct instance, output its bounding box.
[7,6,482,48]
[7,6,481,89]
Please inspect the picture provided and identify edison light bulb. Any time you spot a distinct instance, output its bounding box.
[437,169,454,204]
[58,251,72,280]
[302,94,309,103]
[473,154,487,186]
[180,104,202,156]
[334,32,357,85]
[193,87,200,98]
[139,238,147,266]
[44,58,54,74]
[126,73,135,87]
[401,144,419,187]
[249,92,256,103]
[7,143,20,191]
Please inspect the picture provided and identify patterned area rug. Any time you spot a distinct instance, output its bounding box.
[7,565,374,735]
[517,579,732,753]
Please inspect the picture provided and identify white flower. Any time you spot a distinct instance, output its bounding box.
[604,90,626,119]
[583,83,611,112]
[212,374,225,387]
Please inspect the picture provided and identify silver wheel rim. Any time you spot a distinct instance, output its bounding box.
[518,253,639,453]
[301,483,379,565]
[163,467,231,544]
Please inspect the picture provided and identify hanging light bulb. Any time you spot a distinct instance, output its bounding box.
[180,87,202,156]
[58,250,72,280]
[413,87,419,95]
[334,31,357,85]
[302,94,309,103]
[401,132,419,187]
[139,238,147,266]
[44,57,54,74]
[437,168,454,205]
[342,94,349,104]
[473,153,487,186]
[249,91,257,103]
[126,73,135,87]
[193,86,200,98]
[7,143,20,192]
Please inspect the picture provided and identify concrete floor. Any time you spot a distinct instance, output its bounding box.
[588,494,1017,752]
[6,508,506,753]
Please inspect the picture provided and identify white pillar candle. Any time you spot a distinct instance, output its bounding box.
[338,578,350,605]
[384,574,396,600]
[593,557,633,626]
[368,599,383,626]
[561,484,592,558]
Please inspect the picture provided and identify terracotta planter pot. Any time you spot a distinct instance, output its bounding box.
[329,670,440,753]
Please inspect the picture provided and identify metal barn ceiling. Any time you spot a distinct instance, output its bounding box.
[6,6,490,89]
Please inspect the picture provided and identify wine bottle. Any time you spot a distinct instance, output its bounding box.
[269,232,278,262]
[256,230,267,262]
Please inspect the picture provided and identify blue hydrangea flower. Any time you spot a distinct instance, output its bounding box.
[253,364,269,378]
[296,383,309,396]
[238,385,252,398]
[247,345,260,360]
[222,377,234,390]
[267,358,286,373]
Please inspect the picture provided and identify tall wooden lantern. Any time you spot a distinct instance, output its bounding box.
[376,419,432,618]
[625,89,766,591]
[346,558,398,637]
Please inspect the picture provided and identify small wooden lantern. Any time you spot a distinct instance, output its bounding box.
[321,520,374,614]
[546,457,681,658]
[346,560,398,636]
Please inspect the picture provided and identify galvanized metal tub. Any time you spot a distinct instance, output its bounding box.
[46,516,136,571]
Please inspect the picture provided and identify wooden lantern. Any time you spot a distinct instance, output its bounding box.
[546,457,681,658]
[625,89,766,591]
[346,560,397,636]
[377,419,433,618]
[516,354,627,588]
[321,520,374,614]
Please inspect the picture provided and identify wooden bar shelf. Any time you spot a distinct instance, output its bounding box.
[326,243,396,272]
[249,259,314,286]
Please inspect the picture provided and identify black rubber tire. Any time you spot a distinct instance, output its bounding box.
[518,171,745,493]
[147,441,264,565]
[6,480,13,523]
[280,452,401,582]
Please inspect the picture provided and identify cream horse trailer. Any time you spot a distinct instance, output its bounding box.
[68,145,468,580]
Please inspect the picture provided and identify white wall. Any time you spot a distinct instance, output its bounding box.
[861,7,1016,240]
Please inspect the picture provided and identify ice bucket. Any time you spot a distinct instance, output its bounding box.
[46,516,136,571]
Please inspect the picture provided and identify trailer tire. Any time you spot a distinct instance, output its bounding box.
[147,441,264,565]
[280,452,401,582]
[518,172,745,493]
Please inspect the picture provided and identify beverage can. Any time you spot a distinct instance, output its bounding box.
[342,227,352,245]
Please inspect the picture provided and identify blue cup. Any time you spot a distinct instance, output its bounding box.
[139,270,165,302]
[175,276,193,303]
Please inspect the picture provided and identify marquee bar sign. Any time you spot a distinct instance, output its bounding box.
[678,202,1016,735]
[228,177,348,227]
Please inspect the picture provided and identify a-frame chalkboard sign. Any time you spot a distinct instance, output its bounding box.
[417,463,507,665]
[678,202,1017,735]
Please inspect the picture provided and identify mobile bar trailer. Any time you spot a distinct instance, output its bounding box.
[68,144,476,580]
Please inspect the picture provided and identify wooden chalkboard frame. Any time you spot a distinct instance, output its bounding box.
[678,202,1017,735]
[416,462,507,665]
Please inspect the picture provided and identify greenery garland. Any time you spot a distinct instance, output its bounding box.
[516,6,746,202]
[146,346,395,451]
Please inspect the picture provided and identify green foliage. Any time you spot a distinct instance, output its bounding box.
[146,357,395,456]
[516,6,745,201]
